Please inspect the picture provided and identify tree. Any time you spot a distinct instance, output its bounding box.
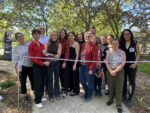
[123,0,150,35]
[0,0,149,38]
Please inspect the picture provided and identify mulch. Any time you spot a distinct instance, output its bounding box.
[126,72,150,113]
[0,67,150,113]
[0,86,33,113]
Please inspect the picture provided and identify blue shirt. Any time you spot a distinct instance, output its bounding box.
[39,35,48,45]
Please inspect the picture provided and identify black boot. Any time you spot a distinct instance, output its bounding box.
[106,98,114,106]
[117,105,122,113]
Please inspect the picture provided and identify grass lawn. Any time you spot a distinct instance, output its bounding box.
[138,63,150,75]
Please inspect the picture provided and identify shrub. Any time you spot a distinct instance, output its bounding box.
[0,80,16,90]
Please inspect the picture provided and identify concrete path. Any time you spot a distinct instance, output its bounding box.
[32,94,131,113]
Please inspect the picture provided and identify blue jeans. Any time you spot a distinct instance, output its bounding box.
[79,65,94,98]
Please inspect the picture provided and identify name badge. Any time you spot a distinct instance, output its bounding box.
[129,47,135,52]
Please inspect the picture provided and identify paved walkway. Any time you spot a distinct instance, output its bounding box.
[32,94,131,113]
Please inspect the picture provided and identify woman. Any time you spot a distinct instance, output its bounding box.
[119,29,140,106]
[68,32,80,96]
[100,36,108,94]
[92,36,103,96]
[107,34,113,49]
[59,28,70,97]
[28,29,50,109]
[105,39,126,113]
[45,31,62,101]
[76,31,84,47]
[12,32,34,100]
[79,31,98,102]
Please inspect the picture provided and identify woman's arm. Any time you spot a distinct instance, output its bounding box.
[104,51,112,73]
[12,47,19,74]
[55,43,62,59]
[15,63,19,75]
[74,42,80,66]
[135,42,140,65]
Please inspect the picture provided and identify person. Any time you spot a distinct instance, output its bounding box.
[45,31,62,101]
[76,31,84,47]
[39,27,49,94]
[92,36,103,96]
[99,36,108,94]
[39,27,48,45]
[68,32,80,96]
[12,32,34,100]
[90,26,100,44]
[79,31,98,102]
[59,28,70,97]
[28,29,50,109]
[107,34,113,49]
[104,34,113,94]
[119,29,140,106]
[105,39,126,113]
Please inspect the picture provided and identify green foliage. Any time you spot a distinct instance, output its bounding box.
[47,2,85,32]
[137,96,145,106]
[0,0,149,38]
[0,80,16,90]
[138,63,150,75]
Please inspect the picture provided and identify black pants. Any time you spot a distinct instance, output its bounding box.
[69,62,79,94]
[19,66,34,94]
[33,64,45,104]
[43,67,48,92]
[123,66,136,100]
[59,55,69,92]
[94,76,102,93]
[59,60,64,89]
[47,61,60,98]
[102,63,107,85]
[63,62,69,92]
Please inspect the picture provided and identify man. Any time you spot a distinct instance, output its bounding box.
[39,27,49,94]
[90,26,100,45]
[28,29,50,108]
[39,27,48,45]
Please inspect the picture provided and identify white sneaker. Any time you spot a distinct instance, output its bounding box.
[105,84,109,91]
[42,97,47,102]
[35,103,43,109]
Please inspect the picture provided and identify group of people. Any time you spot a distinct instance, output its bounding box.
[12,26,140,113]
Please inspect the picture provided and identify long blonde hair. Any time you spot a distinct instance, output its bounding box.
[46,31,59,53]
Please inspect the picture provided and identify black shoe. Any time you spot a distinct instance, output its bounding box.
[107,99,114,106]
[60,92,67,98]
[80,94,87,99]
[95,91,99,96]
[83,96,92,102]
[105,90,109,95]
[117,105,122,113]
[69,92,77,96]
[61,88,64,92]
[127,99,133,107]
[122,96,127,101]
[99,91,102,96]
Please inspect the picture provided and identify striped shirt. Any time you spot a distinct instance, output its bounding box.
[80,47,86,65]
